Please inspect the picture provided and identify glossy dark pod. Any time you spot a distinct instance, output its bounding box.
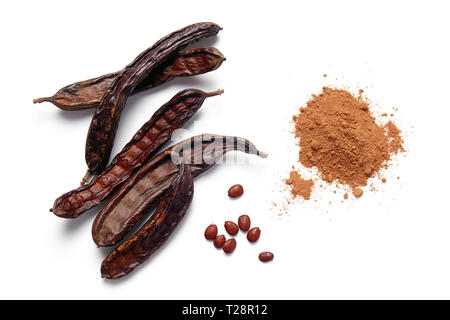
[101,163,194,279]
[85,22,222,174]
[33,47,225,111]
[51,89,221,218]
[92,134,267,247]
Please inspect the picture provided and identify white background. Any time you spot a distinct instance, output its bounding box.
[1,0,449,299]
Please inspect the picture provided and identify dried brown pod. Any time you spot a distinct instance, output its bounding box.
[92,134,267,247]
[85,22,222,174]
[33,47,225,111]
[101,163,194,279]
[51,89,221,218]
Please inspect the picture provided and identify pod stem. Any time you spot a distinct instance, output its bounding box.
[33,96,53,104]
[205,89,224,97]
[257,151,268,158]
[80,170,92,186]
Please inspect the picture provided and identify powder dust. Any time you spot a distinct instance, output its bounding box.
[285,86,404,200]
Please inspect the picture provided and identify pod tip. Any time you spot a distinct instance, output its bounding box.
[33,97,52,104]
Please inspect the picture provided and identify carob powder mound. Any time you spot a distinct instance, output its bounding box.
[286,87,404,198]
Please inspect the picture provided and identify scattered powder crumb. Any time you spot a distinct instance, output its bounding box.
[353,188,364,198]
[323,74,327,78]
[285,171,314,200]
[381,178,387,183]
[343,193,348,200]
[384,120,405,154]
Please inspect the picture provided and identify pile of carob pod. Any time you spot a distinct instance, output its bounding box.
[35,22,267,279]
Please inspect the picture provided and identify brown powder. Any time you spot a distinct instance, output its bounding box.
[285,171,314,200]
[288,87,403,198]
[352,188,364,198]
[384,120,405,154]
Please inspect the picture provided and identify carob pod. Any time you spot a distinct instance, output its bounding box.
[101,163,194,279]
[92,134,267,247]
[85,22,221,174]
[51,88,222,218]
[33,47,225,111]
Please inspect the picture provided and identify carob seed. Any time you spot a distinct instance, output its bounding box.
[259,251,274,262]
[224,221,239,235]
[222,238,237,254]
[204,224,218,240]
[228,184,244,198]
[213,235,226,248]
[238,215,251,232]
[247,227,261,243]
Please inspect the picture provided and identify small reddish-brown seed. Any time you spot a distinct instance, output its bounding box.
[213,235,226,248]
[247,227,261,242]
[259,251,274,262]
[224,221,239,235]
[222,238,237,253]
[204,224,218,240]
[228,184,244,198]
[238,215,251,231]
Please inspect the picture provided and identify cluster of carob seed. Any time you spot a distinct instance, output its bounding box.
[36,22,267,279]
[205,213,273,262]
